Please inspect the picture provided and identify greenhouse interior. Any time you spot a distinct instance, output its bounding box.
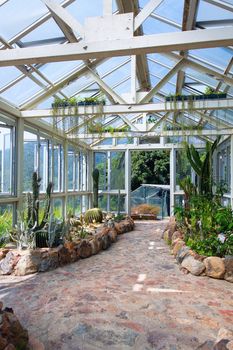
[0,0,233,349]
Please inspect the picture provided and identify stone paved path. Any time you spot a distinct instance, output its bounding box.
[0,221,232,350]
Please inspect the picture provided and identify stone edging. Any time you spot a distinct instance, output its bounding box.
[163,217,233,283]
[0,217,134,276]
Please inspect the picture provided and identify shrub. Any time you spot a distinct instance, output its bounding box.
[131,204,160,216]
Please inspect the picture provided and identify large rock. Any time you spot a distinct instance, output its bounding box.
[176,246,190,264]
[223,257,233,283]
[172,240,186,256]
[0,304,29,350]
[79,240,92,258]
[108,228,118,243]
[0,249,9,261]
[14,251,41,276]
[171,231,183,243]
[57,246,71,266]
[89,238,101,255]
[216,328,233,343]
[204,257,225,279]
[181,255,205,276]
[101,233,111,250]
[163,216,177,241]
[39,249,59,272]
[0,251,20,275]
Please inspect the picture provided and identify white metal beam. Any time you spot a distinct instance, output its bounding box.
[203,0,233,12]
[87,68,127,104]
[68,128,233,139]
[164,52,233,87]
[103,0,113,15]
[139,59,186,103]
[0,27,232,66]
[134,0,164,30]
[21,98,233,118]
[42,0,84,39]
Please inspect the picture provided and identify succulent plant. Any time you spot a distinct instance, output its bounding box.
[84,208,103,224]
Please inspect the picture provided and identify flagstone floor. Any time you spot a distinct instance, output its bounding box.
[0,220,232,350]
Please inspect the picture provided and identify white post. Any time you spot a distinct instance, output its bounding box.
[170,147,175,216]
[131,55,137,103]
[125,149,131,215]
[103,0,112,15]
[63,140,68,217]
[107,151,111,212]
[88,150,93,208]
[16,118,24,212]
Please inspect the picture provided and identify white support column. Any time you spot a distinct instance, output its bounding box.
[16,118,24,211]
[231,135,233,208]
[103,0,112,15]
[107,151,111,212]
[170,147,175,216]
[131,55,137,103]
[125,149,131,215]
[63,140,68,217]
[88,150,93,208]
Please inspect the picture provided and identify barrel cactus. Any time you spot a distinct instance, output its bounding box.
[84,208,103,224]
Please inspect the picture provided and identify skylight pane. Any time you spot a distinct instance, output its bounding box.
[0,0,47,40]
[1,77,42,106]
[0,67,21,89]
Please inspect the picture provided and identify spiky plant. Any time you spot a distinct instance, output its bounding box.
[26,172,53,232]
[92,168,99,208]
[84,208,103,224]
[184,136,220,196]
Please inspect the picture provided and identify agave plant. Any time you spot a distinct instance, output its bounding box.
[184,136,220,196]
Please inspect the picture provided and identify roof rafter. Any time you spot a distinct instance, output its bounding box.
[176,0,200,94]
[0,27,232,67]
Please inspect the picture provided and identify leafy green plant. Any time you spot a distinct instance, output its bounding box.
[184,136,220,196]
[186,232,233,257]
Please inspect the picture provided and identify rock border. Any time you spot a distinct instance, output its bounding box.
[0,217,134,276]
[163,217,233,283]
[0,302,29,350]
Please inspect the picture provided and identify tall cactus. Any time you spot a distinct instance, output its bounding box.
[92,168,99,208]
[27,172,53,231]
[184,136,220,196]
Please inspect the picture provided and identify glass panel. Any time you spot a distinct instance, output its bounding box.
[0,0,47,40]
[110,151,125,190]
[94,152,107,190]
[82,195,89,213]
[23,131,38,192]
[98,194,108,212]
[110,194,126,212]
[175,149,192,191]
[0,125,13,194]
[39,137,48,193]
[53,197,63,219]
[67,195,82,216]
[1,77,42,106]
[68,147,75,191]
[0,203,13,241]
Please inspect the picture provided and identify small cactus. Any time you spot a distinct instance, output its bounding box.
[84,208,103,224]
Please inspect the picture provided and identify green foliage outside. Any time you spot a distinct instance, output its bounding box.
[131,150,170,191]
[0,210,12,247]
[175,138,233,257]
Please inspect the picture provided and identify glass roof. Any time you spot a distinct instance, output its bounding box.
[0,0,232,147]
